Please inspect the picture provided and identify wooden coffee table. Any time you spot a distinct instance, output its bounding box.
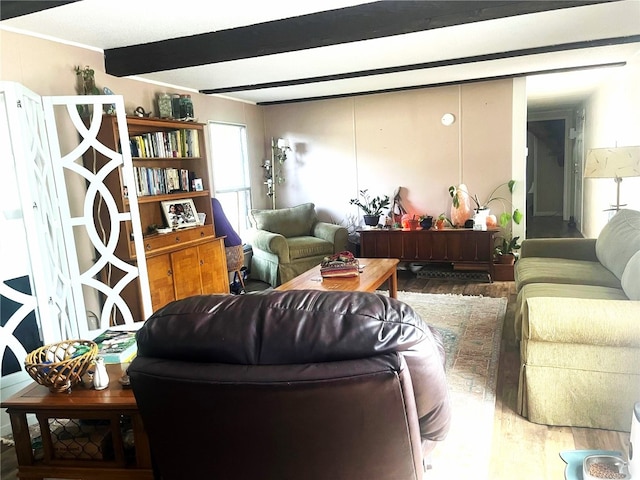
[276,258,399,299]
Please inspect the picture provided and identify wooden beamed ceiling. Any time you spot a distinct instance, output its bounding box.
[100,0,614,90]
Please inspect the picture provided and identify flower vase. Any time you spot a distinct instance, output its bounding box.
[473,208,490,231]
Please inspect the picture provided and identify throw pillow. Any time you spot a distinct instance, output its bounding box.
[621,250,640,300]
[596,209,640,279]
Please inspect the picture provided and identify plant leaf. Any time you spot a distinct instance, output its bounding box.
[513,209,523,224]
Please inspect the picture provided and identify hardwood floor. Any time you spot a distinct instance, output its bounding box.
[527,214,584,239]
[395,269,630,480]
[1,272,630,480]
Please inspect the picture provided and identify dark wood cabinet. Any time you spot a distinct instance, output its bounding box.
[359,228,497,280]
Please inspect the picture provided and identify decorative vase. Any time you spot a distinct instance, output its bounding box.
[406,219,419,230]
[363,215,379,227]
[473,208,490,231]
[93,357,110,391]
[420,216,433,229]
[157,93,172,118]
[450,183,473,227]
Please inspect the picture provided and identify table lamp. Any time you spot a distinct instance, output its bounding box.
[584,146,640,211]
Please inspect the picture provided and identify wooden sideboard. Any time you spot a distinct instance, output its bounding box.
[359,228,498,280]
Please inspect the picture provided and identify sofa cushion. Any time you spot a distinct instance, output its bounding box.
[250,203,317,238]
[621,250,640,300]
[515,257,621,291]
[596,209,640,279]
[286,236,334,261]
[514,282,629,340]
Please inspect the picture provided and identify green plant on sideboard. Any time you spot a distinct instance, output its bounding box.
[349,189,390,216]
[449,180,523,228]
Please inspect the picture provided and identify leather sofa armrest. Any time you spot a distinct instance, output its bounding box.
[249,229,290,263]
[523,297,640,347]
[520,238,597,261]
[312,222,348,252]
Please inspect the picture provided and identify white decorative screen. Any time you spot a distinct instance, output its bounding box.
[42,96,151,339]
[1,82,62,374]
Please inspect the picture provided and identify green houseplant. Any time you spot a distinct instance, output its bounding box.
[494,234,521,264]
[349,189,390,226]
[448,180,523,228]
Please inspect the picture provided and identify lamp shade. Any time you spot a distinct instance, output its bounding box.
[584,146,640,179]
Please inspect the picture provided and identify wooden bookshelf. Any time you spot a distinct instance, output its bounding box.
[85,115,229,320]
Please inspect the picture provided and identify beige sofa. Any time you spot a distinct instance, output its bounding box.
[247,203,348,287]
[514,209,640,431]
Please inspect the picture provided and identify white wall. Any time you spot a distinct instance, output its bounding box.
[583,58,640,238]
[0,28,268,210]
[264,80,520,230]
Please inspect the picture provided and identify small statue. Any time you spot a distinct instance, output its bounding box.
[390,186,407,225]
[93,357,110,391]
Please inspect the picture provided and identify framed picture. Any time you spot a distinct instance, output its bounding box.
[161,198,199,229]
[192,178,203,191]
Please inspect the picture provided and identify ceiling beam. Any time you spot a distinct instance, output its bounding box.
[104,0,614,77]
[256,61,626,106]
[200,35,640,95]
[0,0,80,21]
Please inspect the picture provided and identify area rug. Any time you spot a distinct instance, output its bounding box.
[381,291,507,480]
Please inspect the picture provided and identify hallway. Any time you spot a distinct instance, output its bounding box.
[526,215,584,239]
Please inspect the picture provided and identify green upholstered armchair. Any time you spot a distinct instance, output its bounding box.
[247,203,348,287]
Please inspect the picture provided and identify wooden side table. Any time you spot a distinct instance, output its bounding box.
[1,364,152,480]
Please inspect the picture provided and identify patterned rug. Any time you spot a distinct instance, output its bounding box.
[382,291,507,480]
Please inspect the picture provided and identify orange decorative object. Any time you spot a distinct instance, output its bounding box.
[435,218,446,230]
[450,183,474,227]
[485,214,498,228]
[401,215,420,230]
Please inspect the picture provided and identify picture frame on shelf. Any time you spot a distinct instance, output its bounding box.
[161,198,199,229]
[192,178,203,191]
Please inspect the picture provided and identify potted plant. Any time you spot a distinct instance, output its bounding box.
[494,235,521,264]
[434,213,452,230]
[349,189,390,226]
[419,215,433,229]
[449,180,523,228]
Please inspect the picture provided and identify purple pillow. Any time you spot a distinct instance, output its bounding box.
[211,198,242,247]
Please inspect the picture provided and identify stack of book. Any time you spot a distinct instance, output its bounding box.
[320,251,359,278]
[92,330,138,364]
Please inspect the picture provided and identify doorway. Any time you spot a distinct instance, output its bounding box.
[526,110,583,238]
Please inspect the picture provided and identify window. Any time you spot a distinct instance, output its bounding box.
[208,122,252,241]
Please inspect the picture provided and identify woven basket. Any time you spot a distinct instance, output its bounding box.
[24,340,98,393]
[225,244,245,272]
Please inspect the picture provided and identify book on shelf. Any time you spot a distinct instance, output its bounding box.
[133,166,194,196]
[92,329,138,364]
[129,128,199,158]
